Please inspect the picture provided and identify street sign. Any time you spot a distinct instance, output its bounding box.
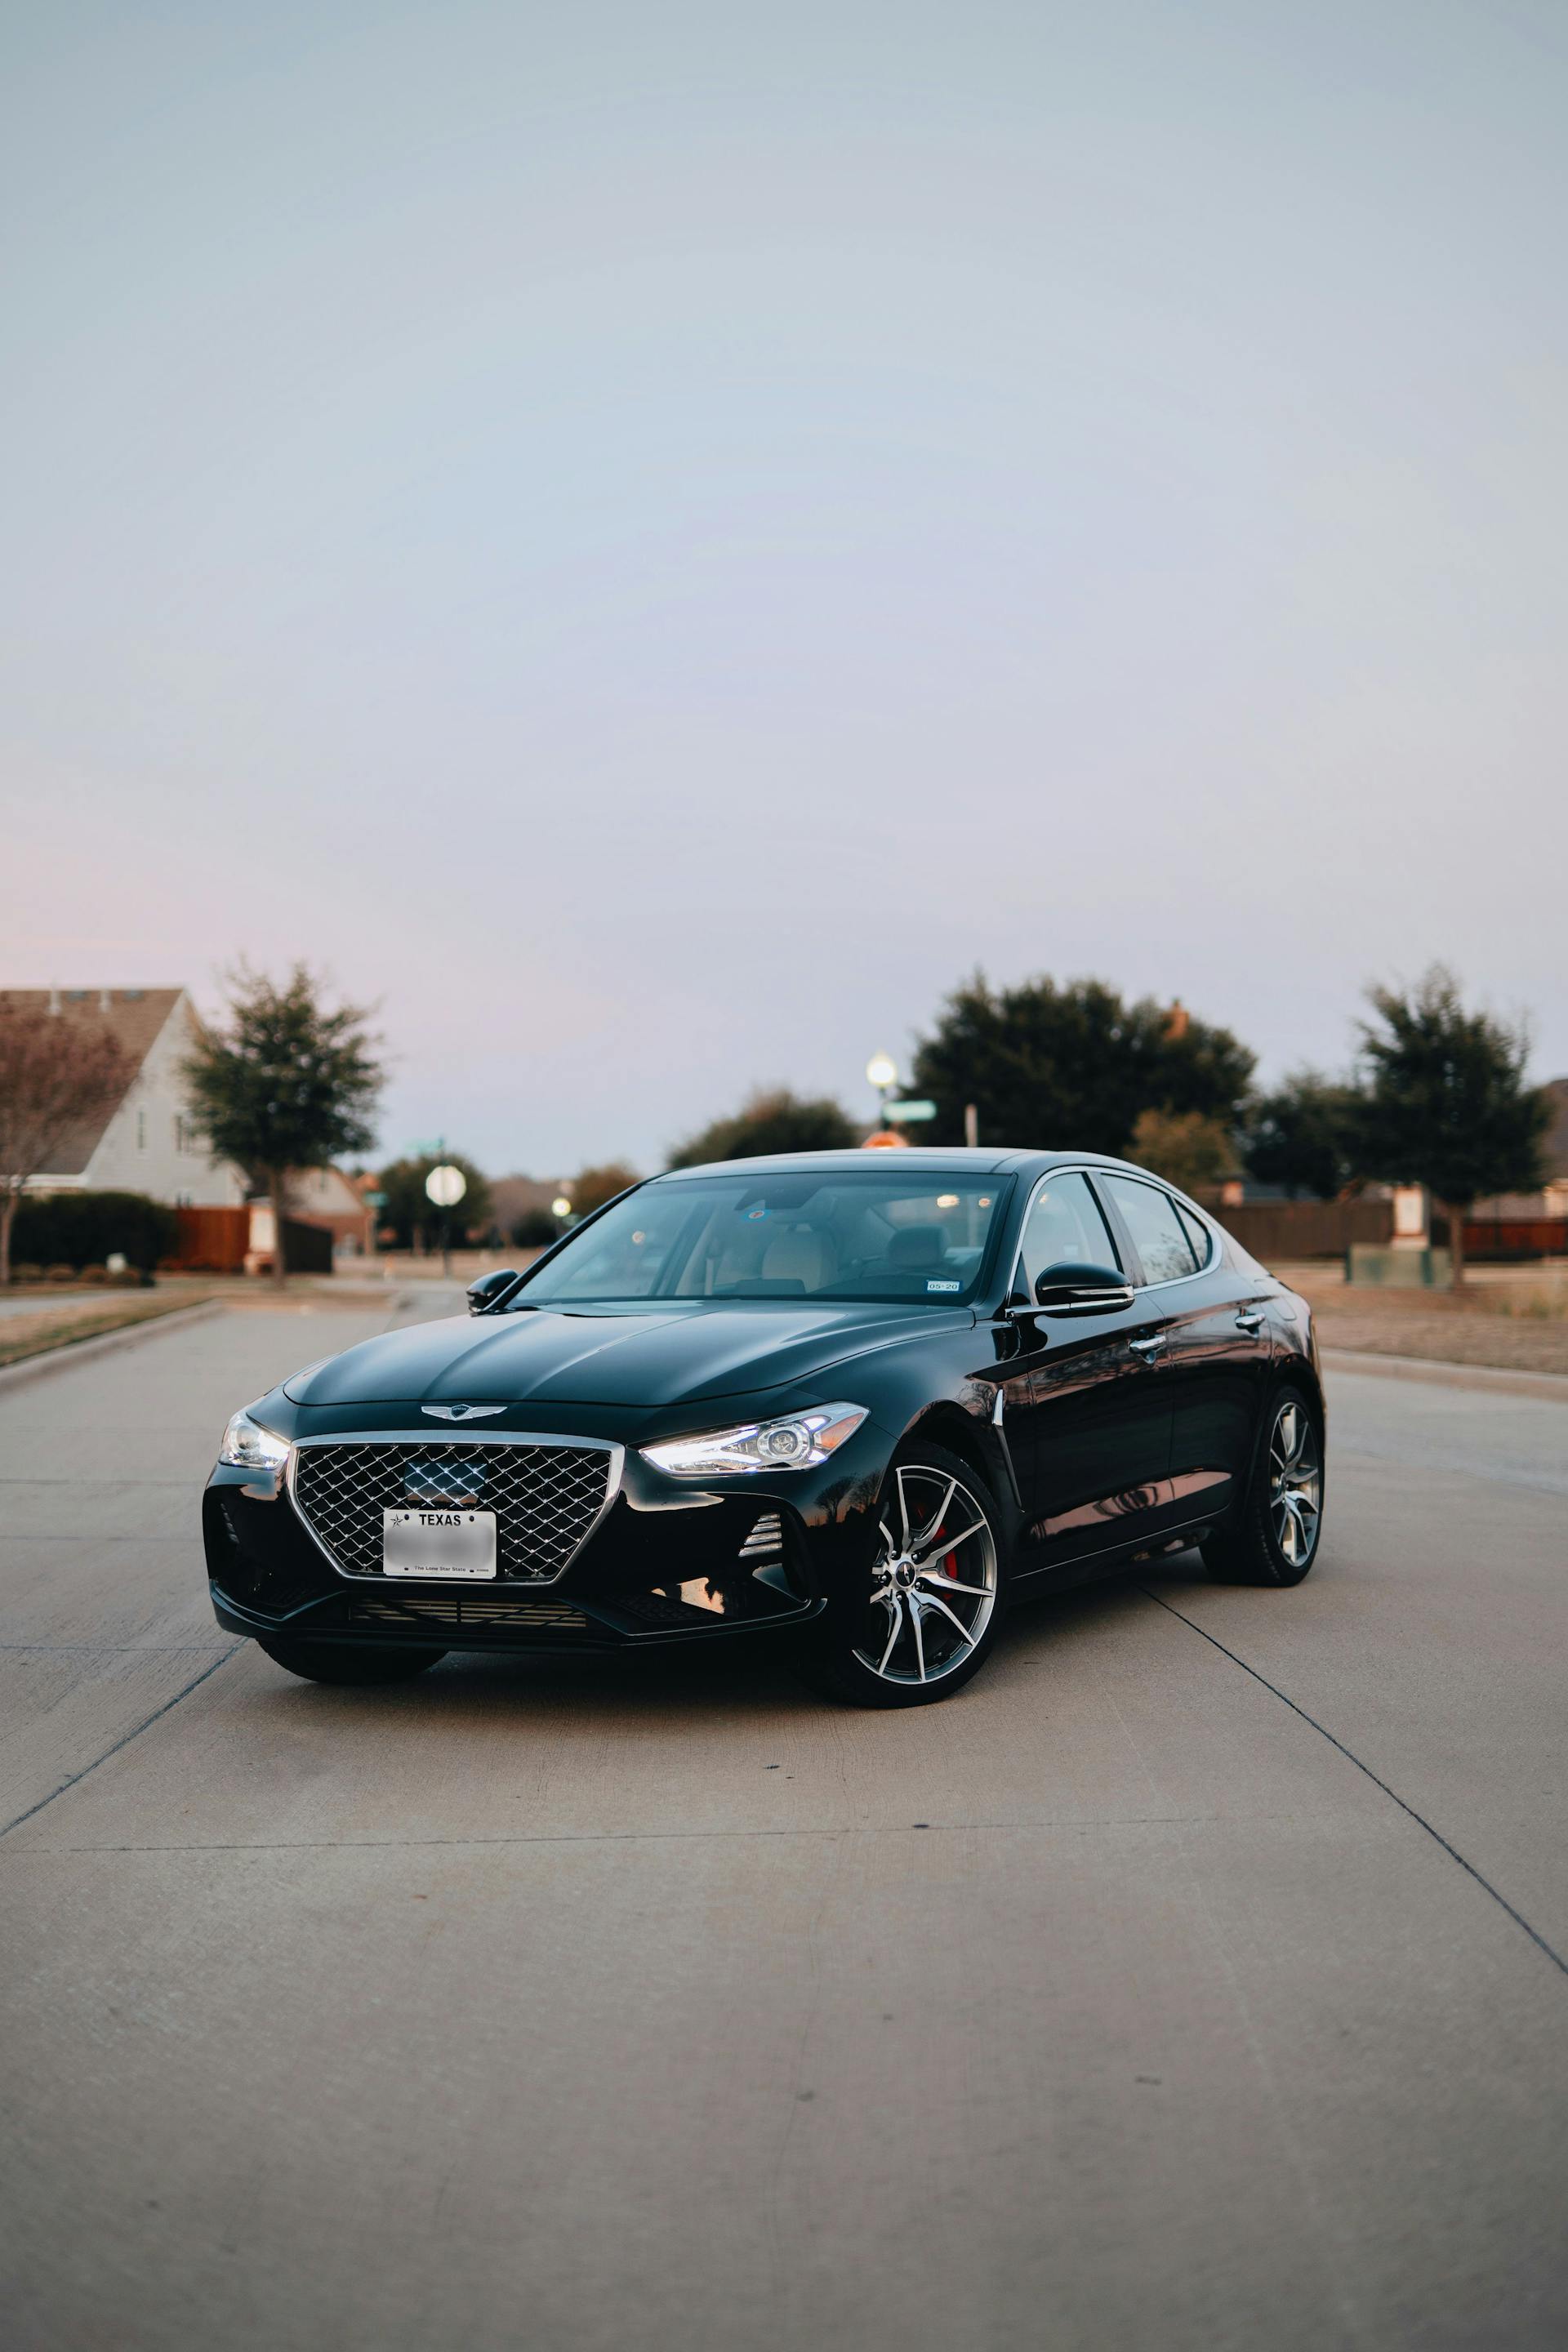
[425,1165,467,1209]
[363,1190,387,1208]
[885,1099,936,1120]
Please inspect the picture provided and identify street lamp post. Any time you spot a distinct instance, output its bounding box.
[425,1158,468,1279]
[866,1050,898,1125]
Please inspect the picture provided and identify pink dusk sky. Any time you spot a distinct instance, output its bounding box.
[4,2,1566,1173]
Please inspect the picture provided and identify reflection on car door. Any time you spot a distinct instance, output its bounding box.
[1152,1198,1275,1526]
[1098,1174,1276,1533]
[1000,1171,1175,1575]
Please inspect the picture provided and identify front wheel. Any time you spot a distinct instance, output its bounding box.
[797,1444,1009,1708]
[256,1634,447,1686]
[1201,1386,1324,1588]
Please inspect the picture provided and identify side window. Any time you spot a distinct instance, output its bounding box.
[1173,1200,1213,1271]
[1100,1176,1199,1285]
[1016,1172,1122,1298]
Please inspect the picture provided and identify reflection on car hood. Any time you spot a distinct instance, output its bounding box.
[283,1300,971,1412]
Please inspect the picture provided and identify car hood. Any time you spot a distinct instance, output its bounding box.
[283,1300,972,1413]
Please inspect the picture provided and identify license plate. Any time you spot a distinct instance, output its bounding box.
[383,1508,497,1580]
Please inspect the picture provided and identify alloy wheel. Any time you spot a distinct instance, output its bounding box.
[1268,1401,1322,1567]
[854,1462,999,1688]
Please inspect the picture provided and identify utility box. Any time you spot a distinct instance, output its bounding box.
[1347,1244,1452,1288]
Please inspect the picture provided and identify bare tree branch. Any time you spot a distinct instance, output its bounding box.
[0,997,132,1284]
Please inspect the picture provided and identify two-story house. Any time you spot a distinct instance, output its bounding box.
[16,987,247,1208]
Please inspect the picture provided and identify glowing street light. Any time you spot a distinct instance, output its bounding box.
[551,1195,572,1222]
[865,1050,901,1135]
[424,1160,467,1278]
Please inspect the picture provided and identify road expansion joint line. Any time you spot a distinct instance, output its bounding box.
[1,1815,1263,1857]
[1141,1588,1568,1983]
[0,1646,241,1842]
[0,1642,234,1654]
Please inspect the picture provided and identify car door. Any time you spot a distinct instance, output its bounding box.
[1000,1170,1176,1574]
[1095,1175,1271,1534]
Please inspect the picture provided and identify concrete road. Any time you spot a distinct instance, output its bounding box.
[2,1305,1566,2352]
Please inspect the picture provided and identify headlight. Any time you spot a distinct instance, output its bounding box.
[219,1409,292,1472]
[640,1403,868,1478]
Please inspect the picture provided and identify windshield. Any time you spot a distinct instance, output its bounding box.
[512,1170,1012,1307]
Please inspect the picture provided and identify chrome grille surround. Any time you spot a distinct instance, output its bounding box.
[289,1434,623,1587]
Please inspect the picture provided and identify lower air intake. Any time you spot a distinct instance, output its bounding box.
[348,1591,589,1634]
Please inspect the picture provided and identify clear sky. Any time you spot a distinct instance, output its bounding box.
[3,1,1565,1175]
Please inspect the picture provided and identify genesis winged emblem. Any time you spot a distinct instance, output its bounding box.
[421,1404,506,1422]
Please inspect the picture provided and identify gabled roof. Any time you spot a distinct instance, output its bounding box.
[2,987,186,1174]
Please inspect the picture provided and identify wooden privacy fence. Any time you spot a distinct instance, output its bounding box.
[167,1207,249,1271]
[1213,1201,1568,1264]
[1441,1216,1568,1262]
[1207,1199,1394,1262]
[166,1207,334,1274]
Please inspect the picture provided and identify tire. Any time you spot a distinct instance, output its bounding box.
[796,1442,1009,1708]
[1201,1384,1325,1588]
[256,1634,447,1686]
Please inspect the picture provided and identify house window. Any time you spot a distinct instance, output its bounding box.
[136,1109,146,1152]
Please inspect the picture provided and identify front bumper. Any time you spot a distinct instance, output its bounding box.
[204,1412,889,1655]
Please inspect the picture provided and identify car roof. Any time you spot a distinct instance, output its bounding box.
[655,1147,1152,1182]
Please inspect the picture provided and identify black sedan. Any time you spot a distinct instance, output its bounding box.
[205,1150,1325,1708]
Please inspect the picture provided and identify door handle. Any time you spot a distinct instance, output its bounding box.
[1235,1309,1265,1334]
[1128,1334,1165,1360]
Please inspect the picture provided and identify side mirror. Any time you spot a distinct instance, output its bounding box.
[467,1267,520,1316]
[1031,1261,1135,1316]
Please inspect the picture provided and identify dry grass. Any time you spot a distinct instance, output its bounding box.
[0,1290,216,1370]
[1278,1266,1568,1375]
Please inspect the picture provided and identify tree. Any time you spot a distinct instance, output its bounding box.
[0,997,132,1285]
[182,965,383,1289]
[1355,964,1549,1288]
[568,1160,641,1218]
[1129,1107,1234,1197]
[910,973,1254,1156]
[377,1153,493,1252]
[667,1088,859,1169]
[1237,1070,1361,1200]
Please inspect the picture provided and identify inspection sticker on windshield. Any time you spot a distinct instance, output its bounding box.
[926,1278,961,1292]
[383,1508,497,1579]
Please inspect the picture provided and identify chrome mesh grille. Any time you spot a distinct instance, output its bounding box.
[293,1441,612,1584]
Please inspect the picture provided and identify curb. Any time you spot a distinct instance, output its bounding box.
[0,1300,226,1396]
[1321,1348,1568,1405]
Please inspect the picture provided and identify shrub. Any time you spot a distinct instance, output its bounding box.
[10,1191,178,1275]
[510,1206,559,1249]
